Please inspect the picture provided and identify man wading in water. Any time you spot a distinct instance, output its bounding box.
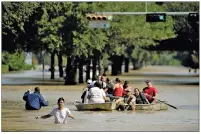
[23,87,48,110]
[35,97,74,124]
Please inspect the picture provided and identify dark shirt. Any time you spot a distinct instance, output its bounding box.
[23,91,48,110]
[134,92,148,104]
[106,82,114,95]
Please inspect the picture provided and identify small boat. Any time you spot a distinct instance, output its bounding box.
[74,101,117,111]
[135,101,168,110]
[118,101,169,111]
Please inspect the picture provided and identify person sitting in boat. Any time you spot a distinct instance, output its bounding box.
[123,81,132,96]
[105,78,115,101]
[124,88,136,110]
[116,88,136,111]
[99,74,107,90]
[81,79,93,103]
[133,88,149,104]
[113,78,123,98]
[142,80,158,103]
[87,82,108,104]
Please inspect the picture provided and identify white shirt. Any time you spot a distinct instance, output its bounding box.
[88,87,106,103]
[50,108,71,124]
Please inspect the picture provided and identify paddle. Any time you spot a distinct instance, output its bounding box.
[156,99,177,109]
[146,94,177,109]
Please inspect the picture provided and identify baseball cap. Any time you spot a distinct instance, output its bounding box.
[145,80,151,83]
[87,79,92,84]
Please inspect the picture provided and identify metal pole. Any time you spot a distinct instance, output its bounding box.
[95,12,198,16]
[145,2,147,13]
[42,51,44,85]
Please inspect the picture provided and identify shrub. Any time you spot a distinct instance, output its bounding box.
[8,50,25,71]
[2,64,9,73]
[23,64,34,70]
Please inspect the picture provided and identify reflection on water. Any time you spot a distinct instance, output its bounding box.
[2,85,199,132]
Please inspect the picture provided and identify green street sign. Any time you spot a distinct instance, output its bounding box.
[89,20,110,28]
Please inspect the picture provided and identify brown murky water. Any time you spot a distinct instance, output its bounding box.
[1,84,199,132]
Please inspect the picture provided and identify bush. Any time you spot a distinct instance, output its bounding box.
[2,65,9,73]
[23,64,34,70]
[8,50,25,71]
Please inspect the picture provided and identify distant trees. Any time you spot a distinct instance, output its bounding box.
[2,2,199,83]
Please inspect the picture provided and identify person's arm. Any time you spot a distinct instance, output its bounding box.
[87,90,91,100]
[36,108,56,119]
[35,114,52,119]
[68,114,75,119]
[23,90,30,101]
[140,93,150,104]
[101,89,108,101]
[152,87,159,99]
[66,108,75,119]
[127,95,135,104]
[152,93,158,99]
[39,94,49,106]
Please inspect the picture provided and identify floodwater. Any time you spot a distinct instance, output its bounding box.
[2,84,199,132]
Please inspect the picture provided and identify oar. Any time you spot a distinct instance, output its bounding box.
[146,94,177,109]
[156,99,177,109]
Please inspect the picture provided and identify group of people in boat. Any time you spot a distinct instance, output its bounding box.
[81,74,159,110]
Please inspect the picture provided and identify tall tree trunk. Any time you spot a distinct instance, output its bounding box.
[111,55,118,76]
[125,57,129,73]
[86,58,91,81]
[57,52,63,77]
[117,55,123,75]
[132,59,136,70]
[99,57,104,75]
[78,57,84,83]
[50,52,55,79]
[64,56,77,85]
[104,66,108,74]
[92,56,97,80]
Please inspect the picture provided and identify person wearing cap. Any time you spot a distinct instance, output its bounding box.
[124,88,136,110]
[23,87,49,110]
[116,88,136,111]
[81,79,93,103]
[142,80,158,103]
[35,97,74,124]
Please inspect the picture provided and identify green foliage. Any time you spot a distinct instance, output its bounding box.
[2,65,9,73]
[2,2,40,52]
[23,64,34,70]
[2,50,35,72]
[7,50,25,71]
[165,2,199,47]
[2,2,198,75]
[151,52,181,66]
